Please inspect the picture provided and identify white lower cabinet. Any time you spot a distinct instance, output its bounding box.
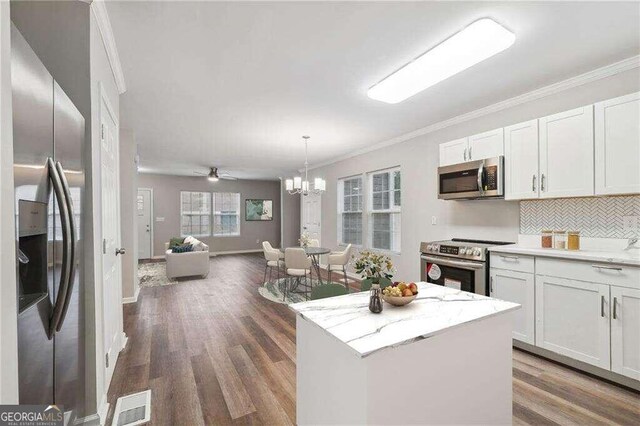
[535,275,610,369]
[611,287,640,380]
[490,269,535,345]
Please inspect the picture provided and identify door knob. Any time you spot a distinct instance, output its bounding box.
[115,248,126,256]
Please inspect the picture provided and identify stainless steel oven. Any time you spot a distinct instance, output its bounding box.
[420,239,512,295]
[438,156,504,200]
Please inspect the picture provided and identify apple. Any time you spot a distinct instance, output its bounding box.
[409,283,418,294]
[402,288,413,297]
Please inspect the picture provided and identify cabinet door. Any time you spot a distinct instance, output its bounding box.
[535,275,610,369]
[504,120,539,200]
[539,106,594,198]
[468,128,504,161]
[611,287,640,380]
[595,92,640,195]
[439,138,468,166]
[490,269,535,345]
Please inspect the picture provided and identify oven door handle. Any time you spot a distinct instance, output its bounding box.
[420,255,485,270]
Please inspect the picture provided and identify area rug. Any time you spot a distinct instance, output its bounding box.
[257,278,310,305]
[138,262,177,288]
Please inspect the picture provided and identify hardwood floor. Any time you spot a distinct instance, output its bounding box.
[106,253,639,425]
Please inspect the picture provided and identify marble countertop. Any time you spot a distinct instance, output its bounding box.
[489,244,640,266]
[289,282,520,358]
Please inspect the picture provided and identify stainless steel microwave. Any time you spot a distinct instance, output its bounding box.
[437,156,504,200]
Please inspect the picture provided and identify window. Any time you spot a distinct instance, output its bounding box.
[338,176,363,245]
[368,168,401,252]
[180,191,211,237]
[212,192,240,236]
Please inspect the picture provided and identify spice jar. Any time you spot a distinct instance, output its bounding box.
[567,231,580,251]
[369,283,383,314]
[554,230,567,250]
[541,230,553,248]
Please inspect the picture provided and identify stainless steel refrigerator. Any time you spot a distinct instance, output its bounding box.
[12,23,85,423]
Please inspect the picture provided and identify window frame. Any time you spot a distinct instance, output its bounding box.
[212,192,241,237]
[367,167,401,254]
[180,191,212,238]
[337,174,364,247]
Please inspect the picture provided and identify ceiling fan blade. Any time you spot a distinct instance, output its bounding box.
[193,171,207,175]
[219,175,237,181]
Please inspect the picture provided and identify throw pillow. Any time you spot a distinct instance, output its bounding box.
[171,244,193,253]
[169,237,185,249]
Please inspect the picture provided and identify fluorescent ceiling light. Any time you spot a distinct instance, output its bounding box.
[367,18,515,104]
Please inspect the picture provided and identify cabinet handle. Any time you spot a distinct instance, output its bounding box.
[469,146,473,160]
[601,295,605,318]
[613,297,618,319]
[591,264,623,271]
[541,173,545,191]
[490,276,494,294]
[500,255,519,261]
[532,175,536,192]
[463,147,467,161]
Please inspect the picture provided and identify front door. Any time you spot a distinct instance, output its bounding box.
[100,92,122,393]
[301,193,321,244]
[137,189,152,259]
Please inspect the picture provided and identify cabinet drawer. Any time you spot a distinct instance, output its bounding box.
[490,253,534,273]
[536,257,640,290]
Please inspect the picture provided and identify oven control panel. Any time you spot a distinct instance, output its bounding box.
[422,243,484,260]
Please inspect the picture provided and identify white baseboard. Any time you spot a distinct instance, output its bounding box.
[97,397,110,426]
[120,333,128,352]
[122,285,140,304]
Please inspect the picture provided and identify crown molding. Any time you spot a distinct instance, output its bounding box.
[91,0,127,94]
[309,55,640,171]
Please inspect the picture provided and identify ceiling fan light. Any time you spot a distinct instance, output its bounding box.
[208,175,219,182]
[367,18,515,104]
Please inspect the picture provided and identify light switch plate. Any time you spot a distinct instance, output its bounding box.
[156,217,165,222]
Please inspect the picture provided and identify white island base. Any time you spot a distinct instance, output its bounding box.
[297,312,514,425]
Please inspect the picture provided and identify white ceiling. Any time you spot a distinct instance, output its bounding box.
[106,1,640,179]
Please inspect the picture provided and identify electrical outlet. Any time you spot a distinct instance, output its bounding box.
[431,216,437,225]
[623,216,639,233]
[256,239,260,244]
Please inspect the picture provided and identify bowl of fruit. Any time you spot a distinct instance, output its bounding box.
[381,282,419,306]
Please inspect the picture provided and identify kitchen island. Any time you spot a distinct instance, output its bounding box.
[290,282,520,425]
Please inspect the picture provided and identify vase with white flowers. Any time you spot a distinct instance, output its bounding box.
[353,250,395,290]
[299,232,312,248]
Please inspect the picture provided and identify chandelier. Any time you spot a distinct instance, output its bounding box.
[285,136,326,196]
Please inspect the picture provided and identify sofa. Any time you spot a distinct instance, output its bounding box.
[165,236,210,279]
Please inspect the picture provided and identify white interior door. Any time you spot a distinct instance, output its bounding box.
[137,188,152,259]
[100,93,122,392]
[301,193,321,244]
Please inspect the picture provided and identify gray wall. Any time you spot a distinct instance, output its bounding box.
[309,68,640,282]
[119,130,138,300]
[137,174,283,256]
[280,180,301,248]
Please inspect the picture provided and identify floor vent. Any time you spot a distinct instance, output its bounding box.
[112,390,151,426]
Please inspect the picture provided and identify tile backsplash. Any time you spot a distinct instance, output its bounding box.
[520,196,640,238]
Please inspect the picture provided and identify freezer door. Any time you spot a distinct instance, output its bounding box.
[53,81,86,421]
[12,23,54,406]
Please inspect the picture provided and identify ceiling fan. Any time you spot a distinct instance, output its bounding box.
[194,167,237,182]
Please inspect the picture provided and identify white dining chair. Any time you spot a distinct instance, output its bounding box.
[285,247,312,300]
[327,244,352,289]
[262,241,284,285]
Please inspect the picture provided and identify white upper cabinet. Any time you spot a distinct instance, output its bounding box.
[539,106,594,198]
[595,92,640,196]
[504,120,539,200]
[611,286,640,380]
[468,128,504,161]
[439,137,468,166]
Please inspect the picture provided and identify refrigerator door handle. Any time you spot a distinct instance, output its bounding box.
[47,158,72,337]
[55,161,77,332]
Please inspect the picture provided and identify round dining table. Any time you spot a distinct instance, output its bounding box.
[281,246,331,286]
